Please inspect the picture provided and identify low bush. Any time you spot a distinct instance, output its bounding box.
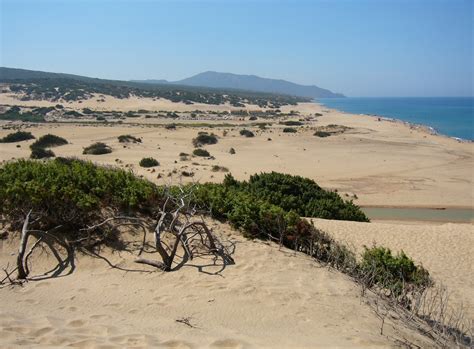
[314,131,331,137]
[280,120,303,126]
[229,147,236,155]
[360,246,431,297]
[193,148,210,157]
[31,134,68,149]
[139,157,160,168]
[83,142,112,155]
[0,107,45,122]
[0,158,161,230]
[165,123,176,130]
[211,165,229,172]
[0,131,35,143]
[30,147,55,159]
[192,133,218,147]
[220,172,369,222]
[118,134,142,143]
[240,129,254,138]
[283,127,297,133]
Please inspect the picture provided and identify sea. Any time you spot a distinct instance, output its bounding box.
[316,97,473,141]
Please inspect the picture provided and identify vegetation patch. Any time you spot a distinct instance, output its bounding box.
[239,129,254,138]
[30,134,68,149]
[211,165,229,172]
[30,147,55,159]
[0,106,44,122]
[360,246,431,297]
[283,127,297,133]
[314,124,352,137]
[192,132,218,147]
[118,134,142,143]
[280,120,303,126]
[83,142,112,155]
[193,148,210,157]
[314,131,331,137]
[139,157,160,168]
[0,131,35,143]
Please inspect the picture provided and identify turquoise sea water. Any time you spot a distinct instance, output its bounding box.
[317,97,473,141]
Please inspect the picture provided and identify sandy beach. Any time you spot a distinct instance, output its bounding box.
[1,96,473,348]
[1,97,472,208]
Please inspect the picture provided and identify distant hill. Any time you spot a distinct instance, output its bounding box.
[0,67,310,107]
[134,71,344,99]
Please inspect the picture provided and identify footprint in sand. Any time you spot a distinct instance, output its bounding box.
[90,314,109,320]
[23,298,39,305]
[68,319,86,328]
[210,339,245,349]
[32,326,54,337]
[159,340,193,349]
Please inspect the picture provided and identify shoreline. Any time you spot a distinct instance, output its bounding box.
[315,99,473,143]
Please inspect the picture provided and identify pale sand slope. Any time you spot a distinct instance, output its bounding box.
[311,219,474,318]
[0,222,433,348]
[0,93,268,113]
[1,102,472,208]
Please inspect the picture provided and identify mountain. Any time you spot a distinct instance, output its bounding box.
[134,71,344,98]
[0,67,310,106]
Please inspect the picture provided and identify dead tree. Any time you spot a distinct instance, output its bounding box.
[136,187,231,271]
[13,186,232,279]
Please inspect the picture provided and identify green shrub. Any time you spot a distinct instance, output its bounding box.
[314,131,331,138]
[31,134,68,149]
[165,123,176,130]
[30,147,55,159]
[229,147,236,155]
[224,172,369,222]
[283,127,297,133]
[360,246,431,296]
[192,133,218,147]
[83,142,112,155]
[0,107,45,122]
[193,148,210,157]
[240,129,254,137]
[0,158,161,228]
[211,165,229,172]
[118,134,142,143]
[139,157,160,168]
[280,120,303,126]
[0,131,35,143]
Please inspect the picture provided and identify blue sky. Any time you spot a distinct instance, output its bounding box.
[1,0,472,97]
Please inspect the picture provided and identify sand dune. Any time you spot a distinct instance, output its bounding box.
[0,221,435,348]
[311,218,474,318]
[0,97,472,347]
